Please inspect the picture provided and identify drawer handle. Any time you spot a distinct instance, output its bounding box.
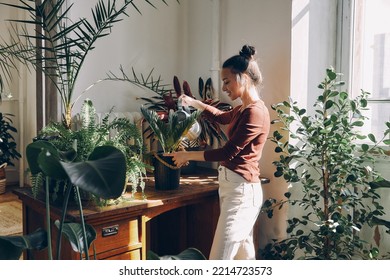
[102,225,119,237]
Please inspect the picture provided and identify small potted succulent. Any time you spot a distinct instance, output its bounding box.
[0,112,21,194]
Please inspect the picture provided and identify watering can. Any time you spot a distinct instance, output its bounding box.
[175,98,201,141]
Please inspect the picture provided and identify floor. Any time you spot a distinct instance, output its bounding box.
[0,184,23,236]
[0,184,20,204]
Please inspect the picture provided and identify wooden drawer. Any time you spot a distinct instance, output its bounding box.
[89,217,141,255]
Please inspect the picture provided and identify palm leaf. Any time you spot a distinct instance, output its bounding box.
[141,105,200,153]
[1,0,171,127]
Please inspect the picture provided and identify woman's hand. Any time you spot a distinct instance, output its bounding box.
[164,151,189,168]
[180,94,205,111]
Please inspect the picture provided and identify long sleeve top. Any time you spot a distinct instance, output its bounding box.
[203,100,270,183]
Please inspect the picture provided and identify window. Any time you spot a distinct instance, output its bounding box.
[348,0,390,142]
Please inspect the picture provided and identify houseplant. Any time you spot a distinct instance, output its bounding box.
[33,98,148,203]
[0,140,127,260]
[261,67,390,259]
[140,105,200,190]
[0,112,21,194]
[106,68,232,149]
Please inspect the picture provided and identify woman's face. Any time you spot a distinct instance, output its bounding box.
[221,68,245,101]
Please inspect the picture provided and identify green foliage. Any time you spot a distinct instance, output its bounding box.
[140,105,200,153]
[54,220,97,260]
[0,228,47,260]
[31,99,148,202]
[0,31,33,96]
[0,0,171,128]
[24,139,127,259]
[0,112,21,166]
[106,68,231,148]
[262,67,390,260]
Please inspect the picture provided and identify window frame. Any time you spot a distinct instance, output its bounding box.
[337,0,390,145]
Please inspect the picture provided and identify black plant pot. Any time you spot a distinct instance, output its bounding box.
[153,153,181,190]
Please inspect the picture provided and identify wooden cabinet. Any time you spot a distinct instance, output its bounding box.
[14,170,220,260]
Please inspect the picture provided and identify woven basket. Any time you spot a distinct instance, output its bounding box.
[0,163,7,194]
[0,179,6,194]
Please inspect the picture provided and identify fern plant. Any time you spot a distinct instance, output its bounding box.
[33,99,148,202]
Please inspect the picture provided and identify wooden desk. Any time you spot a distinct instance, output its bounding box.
[14,170,219,260]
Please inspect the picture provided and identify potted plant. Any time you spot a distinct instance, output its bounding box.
[105,68,232,149]
[140,105,200,190]
[0,140,127,260]
[261,67,390,259]
[0,112,21,194]
[32,99,148,203]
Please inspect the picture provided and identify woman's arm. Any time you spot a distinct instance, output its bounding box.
[181,94,235,125]
[164,150,205,167]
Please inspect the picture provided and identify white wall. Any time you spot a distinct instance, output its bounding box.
[69,0,187,114]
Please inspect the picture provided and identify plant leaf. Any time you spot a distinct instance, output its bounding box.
[60,146,127,199]
[0,228,47,260]
[54,220,96,254]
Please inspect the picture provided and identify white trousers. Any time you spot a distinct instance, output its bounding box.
[209,166,263,260]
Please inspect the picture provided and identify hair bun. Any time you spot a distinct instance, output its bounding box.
[239,45,256,59]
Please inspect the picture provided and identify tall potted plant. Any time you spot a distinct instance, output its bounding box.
[0,112,21,194]
[262,68,390,259]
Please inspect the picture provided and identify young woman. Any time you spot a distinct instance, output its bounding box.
[166,45,270,260]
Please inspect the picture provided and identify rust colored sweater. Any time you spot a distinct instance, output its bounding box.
[203,100,270,183]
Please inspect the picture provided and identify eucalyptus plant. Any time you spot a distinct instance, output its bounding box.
[0,0,171,128]
[262,68,390,260]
